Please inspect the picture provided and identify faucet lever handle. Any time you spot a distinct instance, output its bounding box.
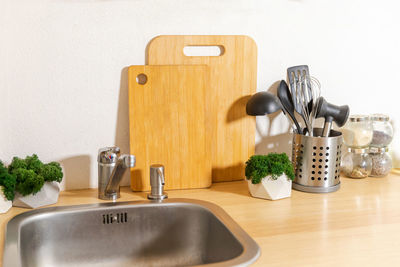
[120,154,136,168]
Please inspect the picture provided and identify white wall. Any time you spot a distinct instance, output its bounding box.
[1,0,400,190]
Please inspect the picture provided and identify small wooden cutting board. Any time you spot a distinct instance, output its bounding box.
[128,65,212,191]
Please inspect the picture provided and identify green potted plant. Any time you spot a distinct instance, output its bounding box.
[8,154,63,209]
[245,153,295,200]
[0,162,16,213]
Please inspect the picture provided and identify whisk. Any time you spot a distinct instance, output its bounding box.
[294,76,321,136]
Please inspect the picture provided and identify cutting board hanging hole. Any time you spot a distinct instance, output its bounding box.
[183,46,225,57]
[136,73,148,85]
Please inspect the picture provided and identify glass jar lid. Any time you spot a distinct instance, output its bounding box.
[370,114,389,122]
[349,115,369,122]
[347,147,369,153]
[369,146,389,153]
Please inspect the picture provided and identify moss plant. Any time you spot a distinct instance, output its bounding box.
[14,169,44,196]
[6,154,63,196]
[40,162,63,183]
[8,157,27,173]
[0,161,16,201]
[245,153,295,184]
[25,154,44,173]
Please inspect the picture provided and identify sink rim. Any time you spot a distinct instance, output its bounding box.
[3,198,260,267]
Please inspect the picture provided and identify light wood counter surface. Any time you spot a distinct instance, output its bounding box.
[2,173,400,266]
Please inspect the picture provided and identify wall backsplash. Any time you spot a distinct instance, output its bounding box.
[1,0,399,190]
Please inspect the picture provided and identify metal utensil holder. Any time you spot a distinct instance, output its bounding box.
[292,128,343,193]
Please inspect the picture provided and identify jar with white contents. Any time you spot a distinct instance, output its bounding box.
[341,115,373,148]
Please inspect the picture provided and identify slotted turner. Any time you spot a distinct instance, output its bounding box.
[287,65,312,114]
[287,65,313,135]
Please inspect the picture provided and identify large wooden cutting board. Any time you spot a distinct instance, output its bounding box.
[148,35,257,182]
[128,65,211,191]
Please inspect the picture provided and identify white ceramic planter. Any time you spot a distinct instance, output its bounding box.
[13,181,60,209]
[247,174,292,200]
[0,186,12,214]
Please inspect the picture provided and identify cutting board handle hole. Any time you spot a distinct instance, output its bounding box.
[136,73,148,85]
[183,46,224,57]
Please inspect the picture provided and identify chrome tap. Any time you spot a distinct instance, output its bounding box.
[147,164,168,200]
[98,147,135,200]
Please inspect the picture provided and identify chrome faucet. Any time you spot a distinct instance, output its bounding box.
[98,147,135,200]
[147,164,168,200]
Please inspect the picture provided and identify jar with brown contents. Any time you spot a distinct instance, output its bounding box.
[369,147,392,177]
[341,148,372,178]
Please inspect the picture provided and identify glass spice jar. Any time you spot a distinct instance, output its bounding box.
[369,147,392,177]
[342,148,372,178]
[370,114,393,148]
[341,115,373,148]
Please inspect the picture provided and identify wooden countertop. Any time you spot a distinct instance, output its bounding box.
[2,174,400,266]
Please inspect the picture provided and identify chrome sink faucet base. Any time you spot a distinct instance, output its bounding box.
[98,147,135,200]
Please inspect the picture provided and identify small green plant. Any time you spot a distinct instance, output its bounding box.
[245,153,295,184]
[8,156,27,172]
[13,168,44,196]
[0,161,17,201]
[7,154,63,196]
[25,154,44,173]
[40,162,63,183]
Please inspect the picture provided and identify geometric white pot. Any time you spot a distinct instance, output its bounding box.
[12,181,60,209]
[0,186,12,214]
[247,174,292,200]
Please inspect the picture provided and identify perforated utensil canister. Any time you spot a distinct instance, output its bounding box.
[292,128,343,193]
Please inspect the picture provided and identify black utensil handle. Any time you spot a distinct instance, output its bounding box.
[281,105,302,133]
[293,118,302,134]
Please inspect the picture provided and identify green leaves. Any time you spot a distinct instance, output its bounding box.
[0,154,63,199]
[25,154,44,173]
[245,153,295,184]
[0,161,16,201]
[8,157,27,173]
[14,169,44,196]
[40,162,63,183]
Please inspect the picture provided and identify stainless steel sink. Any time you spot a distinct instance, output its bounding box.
[3,199,260,267]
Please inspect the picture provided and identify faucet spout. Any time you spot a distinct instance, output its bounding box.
[105,155,135,198]
[98,147,135,200]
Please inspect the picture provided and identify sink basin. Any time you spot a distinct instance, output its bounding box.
[3,199,260,267]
